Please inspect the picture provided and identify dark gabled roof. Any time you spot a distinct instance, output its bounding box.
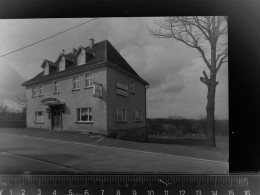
[75,46,94,57]
[55,53,75,63]
[41,59,57,68]
[106,40,140,79]
[22,40,149,86]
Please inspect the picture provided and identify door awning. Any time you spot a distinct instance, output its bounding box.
[41,97,65,106]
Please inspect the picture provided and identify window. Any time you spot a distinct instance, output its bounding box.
[43,65,49,75]
[32,86,37,97]
[77,107,92,122]
[116,107,127,122]
[35,111,44,123]
[130,80,135,93]
[59,58,65,71]
[85,73,93,88]
[39,85,43,96]
[135,110,142,121]
[73,76,80,90]
[77,50,85,65]
[53,80,60,93]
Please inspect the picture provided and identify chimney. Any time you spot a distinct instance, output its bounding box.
[62,49,66,54]
[89,38,94,49]
[72,48,77,54]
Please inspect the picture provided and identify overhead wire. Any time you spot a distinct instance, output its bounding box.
[0,18,98,58]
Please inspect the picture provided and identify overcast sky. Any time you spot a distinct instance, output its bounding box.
[0,17,228,119]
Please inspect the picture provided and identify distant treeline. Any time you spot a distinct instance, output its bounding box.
[147,118,229,136]
[0,105,26,128]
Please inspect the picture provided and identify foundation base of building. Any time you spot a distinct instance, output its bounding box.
[108,127,146,142]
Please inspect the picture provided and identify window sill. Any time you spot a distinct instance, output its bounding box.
[116,121,127,123]
[76,121,93,124]
[130,91,135,94]
[72,88,80,91]
[53,92,60,94]
[38,94,44,97]
[84,86,93,89]
[135,120,143,122]
[32,96,36,98]
[77,63,85,66]
[34,122,44,124]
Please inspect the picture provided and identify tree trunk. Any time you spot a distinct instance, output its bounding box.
[206,38,217,147]
[206,80,216,147]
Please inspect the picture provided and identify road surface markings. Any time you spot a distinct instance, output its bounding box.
[0,133,228,165]
[0,150,83,172]
[90,136,105,144]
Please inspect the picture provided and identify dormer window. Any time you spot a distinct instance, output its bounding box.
[77,50,85,65]
[43,64,49,76]
[59,58,65,71]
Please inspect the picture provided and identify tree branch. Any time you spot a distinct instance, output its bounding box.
[197,47,212,70]
[216,49,227,62]
[216,52,228,71]
[200,77,208,86]
[203,70,209,80]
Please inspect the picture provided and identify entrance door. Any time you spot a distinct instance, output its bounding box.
[52,109,62,130]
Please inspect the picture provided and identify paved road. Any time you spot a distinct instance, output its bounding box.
[0,133,228,173]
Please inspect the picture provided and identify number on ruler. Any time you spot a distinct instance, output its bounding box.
[101,189,105,195]
[116,190,120,195]
[37,189,41,195]
[164,190,168,195]
[21,189,25,195]
[84,190,89,195]
[52,190,56,195]
[179,190,185,195]
[212,191,218,195]
[147,190,154,195]
[228,190,234,195]
[196,190,202,195]
[132,190,137,195]
[244,190,250,195]
[69,189,73,195]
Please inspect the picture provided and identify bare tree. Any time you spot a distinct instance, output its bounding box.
[149,17,228,147]
[13,92,26,113]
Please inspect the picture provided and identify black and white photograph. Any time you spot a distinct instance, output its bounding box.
[0,17,228,174]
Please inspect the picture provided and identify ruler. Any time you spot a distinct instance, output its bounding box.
[0,174,259,195]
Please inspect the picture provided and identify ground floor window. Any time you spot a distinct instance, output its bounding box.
[116,107,127,122]
[135,110,142,121]
[35,111,44,123]
[77,107,92,122]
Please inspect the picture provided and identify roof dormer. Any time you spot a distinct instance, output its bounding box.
[43,64,49,76]
[77,49,86,65]
[41,60,56,76]
[59,57,65,71]
[75,48,94,66]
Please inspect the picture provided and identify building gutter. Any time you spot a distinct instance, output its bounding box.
[145,84,150,142]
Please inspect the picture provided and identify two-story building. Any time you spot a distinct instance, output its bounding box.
[21,39,149,141]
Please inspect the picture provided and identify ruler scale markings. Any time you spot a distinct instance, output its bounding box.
[0,175,258,193]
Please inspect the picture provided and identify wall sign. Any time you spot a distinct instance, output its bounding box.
[93,82,103,98]
[116,89,128,97]
[117,83,128,91]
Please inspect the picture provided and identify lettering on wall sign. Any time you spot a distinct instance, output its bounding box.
[116,89,128,97]
[117,83,128,91]
[93,82,103,98]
